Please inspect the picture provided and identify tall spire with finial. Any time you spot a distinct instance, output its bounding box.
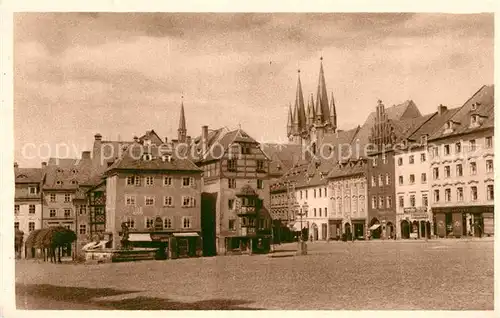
[178,95,187,142]
[330,92,337,132]
[308,93,315,126]
[315,57,330,124]
[295,69,307,133]
[287,103,293,137]
[292,98,300,135]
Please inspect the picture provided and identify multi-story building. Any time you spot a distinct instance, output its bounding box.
[190,125,272,254]
[103,142,203,258]
[428,85,494,238]
[367,100,425,239]
[14,162,43,255]
[41,153,94,254]
[394,105,459,239]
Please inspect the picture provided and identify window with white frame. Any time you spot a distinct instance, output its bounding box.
[410,195,416,207]
[14,222,19,230]
[164,196,174,207]
[457,187,464,202]
[471,186,478,201]
[385,173,390,185]
[182,216,192,229]
[372,158,377,167]
[445,188,451,202]
[398,195,404,208]
[433,146,439,157]
[125,195,136,206]
[256,160,265,171]
[29,222,35,232]
[444,144,450,156]
[420,153,426,162]
[145,196,155,206]
[486,160,493,173]
[14,205,19,214]
[485,136,493,148]
[398,157,403,166]
[409,174,415,184]
[124,217,135,229]
[487,185,494,201]
[422,194,428,207]
[50,194,56,202]
[433,167,439,180]
[79,205,86,215]
[182,196,196,207]
[319,208,322,217]
[257,179,264,189]
[182,177,191,187]
[469,140,476,151]
[228,219,236,230]
[378,196,384,209]
[64,194,71,202]
[29,186,39,195]
[455,142,461,154]
[382,154,387,164]
[469,162,477,175]
[145,176,154,186]
[145,217,154,229]
[164,217,173,229]
[371,196,377,209]
[127,175,141,186]
[378,175,383,187]
[79,224,87,234]
[409,155,414,164]
[398,176,403,185]
[456,164,463,177]
[64,209,71,217]
[433,190,440,202]
[444,166,451,178]
[50,209,56,217]
[164,176,173,186]
[386,196,392,208]
[227,159,237,171]
[421,173,427,184]
[228,178,236,189]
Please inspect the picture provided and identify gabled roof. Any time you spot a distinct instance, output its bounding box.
[138,129,163,145]
[43,157,94,190]
[428,85,494,141]
[105,143,201,174]
[47,158,78,168]
[260,143,303,177]
[363,100,421,127]
[404,108,460,144]
[15,168,42,184]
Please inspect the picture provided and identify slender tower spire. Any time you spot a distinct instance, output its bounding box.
[330,92,337,132]
[287,103,293,137]
[308,93,315,126]
[292,99,300,135]
[315,57,330,124]
[178,96,187,143]
[295,69,307,133]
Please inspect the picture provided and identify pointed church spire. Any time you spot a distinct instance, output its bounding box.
[292,99,300,135]
[177,96,187,142]
[330,92,337,131]
[295,69,307,133]
[315,57,330,124]
[287,103,293,137]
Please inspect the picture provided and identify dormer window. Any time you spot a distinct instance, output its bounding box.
[56,181,63,185]
[71,169,77,174]
[143,153,152,161]
[161,155,173,162]
[401,140,407,148]
[444,121,455,134]
[420,135,428,145]
[71,180,78,185]
[470,115,481,128]
[471,103,477,111]
[56,169,63,173]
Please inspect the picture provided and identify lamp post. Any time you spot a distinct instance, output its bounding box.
[296,202,308,255]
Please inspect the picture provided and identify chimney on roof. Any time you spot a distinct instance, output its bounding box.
[82,151,91,160]
[94,133,102,141]
[133,136,139,142]
[42,162,47,168]
[14,162,18,168]
[201,125,209,155]
[164,137,168,144]
[438,104,447,115]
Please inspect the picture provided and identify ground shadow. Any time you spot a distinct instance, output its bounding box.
[16,283,262,310]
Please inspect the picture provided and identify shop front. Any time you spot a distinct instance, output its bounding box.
[352,219,366,240]
[328,219,342,240]
[432,206,494,238]
[398,207,432,239]
[128,231,202,259]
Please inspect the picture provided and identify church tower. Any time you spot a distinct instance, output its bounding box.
[178,96,187,143]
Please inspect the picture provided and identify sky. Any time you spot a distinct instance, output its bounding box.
[14,13,494,167]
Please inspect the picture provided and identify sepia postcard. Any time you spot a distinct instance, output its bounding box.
[1,2,497,317]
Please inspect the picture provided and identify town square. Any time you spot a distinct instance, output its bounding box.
[11,12,494,311]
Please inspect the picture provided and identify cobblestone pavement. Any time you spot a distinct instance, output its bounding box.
[15,239,493,310]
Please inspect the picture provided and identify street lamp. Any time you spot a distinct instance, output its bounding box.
[296,202,308,255]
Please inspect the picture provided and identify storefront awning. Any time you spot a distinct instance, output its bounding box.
[369,224,381,230]
[172,232,199,237]
[128,233,152,242]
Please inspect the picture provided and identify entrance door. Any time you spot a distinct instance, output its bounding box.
[321,223,327,240]
[401,220,410,239]
[386,222,394,239]
[177,238,189,257]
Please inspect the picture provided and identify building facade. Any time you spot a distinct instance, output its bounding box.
[428,85,494,238]
[104,143,203,258]
[14,163,43,255]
